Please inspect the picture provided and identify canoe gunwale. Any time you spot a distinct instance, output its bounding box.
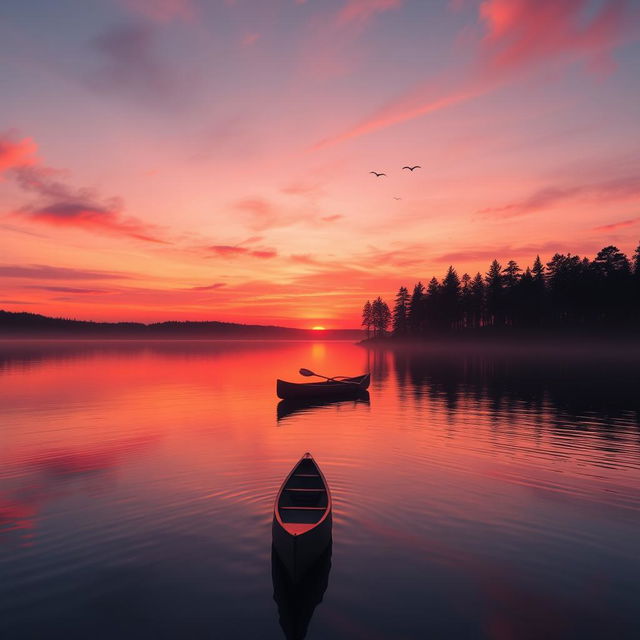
[273,454,332,537]
[276,373,370,400]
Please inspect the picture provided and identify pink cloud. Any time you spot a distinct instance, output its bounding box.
[241,32,260,47]
[233,197,306,231]
[19,202,169,244]
[321,214,344,222]
[479,0,628,73]
[0,133,37,174]
[3,136,168,244]
[207,245,277,259]
[336,0,403,27]
[478,174,640,218]
[119,0,196,22]
[592,216,640,232]
[312,0,633,148]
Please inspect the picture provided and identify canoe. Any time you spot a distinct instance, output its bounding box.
[277,391,370,421]
[276,373,370,400]
[272,453,332,583]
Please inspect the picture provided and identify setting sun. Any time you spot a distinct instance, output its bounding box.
[312,326,326,331]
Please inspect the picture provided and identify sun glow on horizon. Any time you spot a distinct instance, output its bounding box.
[312,326,326,331]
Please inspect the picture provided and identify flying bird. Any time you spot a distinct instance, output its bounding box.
[370,171,386,177]
[393,197,402,200]
[402,165,421,171]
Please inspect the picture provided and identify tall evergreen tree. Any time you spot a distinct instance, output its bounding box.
[485,260,503,327]
[441,266,461,330]
[392,286,410,336]
[408,281,425,336]
[461,273,472,328]
[425,277,441,331]
[502,260,521,287]
[469,272,485,328]
[532,255,545,283]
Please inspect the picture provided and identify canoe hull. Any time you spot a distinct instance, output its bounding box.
[272,514,332,583]
[272,453,332,583]
[276,373,370,400]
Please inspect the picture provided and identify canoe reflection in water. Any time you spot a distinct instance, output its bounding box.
[277,391,370,421]
[272,543,332,640]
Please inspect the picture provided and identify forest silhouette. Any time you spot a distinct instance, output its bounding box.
[362,244,640,339]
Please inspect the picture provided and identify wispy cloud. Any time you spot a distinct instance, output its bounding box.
[206,245,277,259]
[0,133,37,174]
[478,174,640,219]
[86,23,187,106]
[19,201,169,244]
[24,285,112,294]
[0,264,132,280]
[119,0,197,23]
[592,216,640,232]
[335,0,403,28]
[188,283,227,291]
[3,134,169,244]
[312,0,634,148]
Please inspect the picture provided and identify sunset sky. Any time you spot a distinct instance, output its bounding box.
[1,0,639,328]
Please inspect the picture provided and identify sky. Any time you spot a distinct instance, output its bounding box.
[1,0,639,328]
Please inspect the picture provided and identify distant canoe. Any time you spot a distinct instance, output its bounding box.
[276,373,370,400]
[272,453,332,582]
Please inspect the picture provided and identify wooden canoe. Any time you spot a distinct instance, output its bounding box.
[276,373,370,400]
[272,453,332,582]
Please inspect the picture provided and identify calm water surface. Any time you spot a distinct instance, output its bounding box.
[1,340,639,639]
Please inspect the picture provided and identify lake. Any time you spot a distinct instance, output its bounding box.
[1,340,639,639]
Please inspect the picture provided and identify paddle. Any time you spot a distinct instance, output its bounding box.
[299,368,359,384]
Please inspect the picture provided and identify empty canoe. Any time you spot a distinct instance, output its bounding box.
[276,373,370,400]
[272,453,332,582]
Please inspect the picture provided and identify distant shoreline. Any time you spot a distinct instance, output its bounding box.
[0,310,363,341]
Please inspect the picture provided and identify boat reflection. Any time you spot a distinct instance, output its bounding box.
[277,392,370,421]
[271,542,332,640]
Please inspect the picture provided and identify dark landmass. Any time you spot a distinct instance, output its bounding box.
[0,310,363,340]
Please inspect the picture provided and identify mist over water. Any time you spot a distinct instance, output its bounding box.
[1,340,639,639]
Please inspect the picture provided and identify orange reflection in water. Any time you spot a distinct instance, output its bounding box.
[1,340,639,637]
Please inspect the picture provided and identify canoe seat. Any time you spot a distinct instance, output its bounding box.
[294,473,319,477]
[285,488,325,493]
[280,506,326,511]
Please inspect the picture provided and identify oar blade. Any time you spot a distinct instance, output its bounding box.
[299,368,315,377]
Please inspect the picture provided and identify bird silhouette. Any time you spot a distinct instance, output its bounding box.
[393,197,402,200]
[370,171,386,177]
[402,165,421,171]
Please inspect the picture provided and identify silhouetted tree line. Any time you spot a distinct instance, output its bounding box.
[362,244,640,338]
